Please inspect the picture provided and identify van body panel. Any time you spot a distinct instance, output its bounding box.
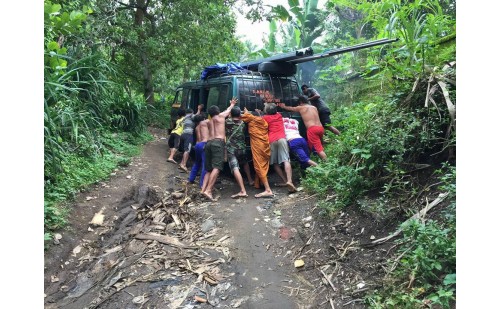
[169,73,307,158]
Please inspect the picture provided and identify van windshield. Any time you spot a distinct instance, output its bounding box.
[206,84,229,111]
[238,76,299,111]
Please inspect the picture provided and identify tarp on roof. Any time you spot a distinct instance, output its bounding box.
[200,62,248,80]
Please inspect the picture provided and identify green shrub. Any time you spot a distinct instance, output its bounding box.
[44,130,152,235]
[366,213,456,308]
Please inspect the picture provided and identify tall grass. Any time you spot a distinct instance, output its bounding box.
[44,51,149,236]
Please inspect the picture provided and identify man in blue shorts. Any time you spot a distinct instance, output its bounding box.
[282,117,318,169]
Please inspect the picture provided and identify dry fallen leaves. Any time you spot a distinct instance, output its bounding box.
[294,259,305,268]
[90,210,105,226]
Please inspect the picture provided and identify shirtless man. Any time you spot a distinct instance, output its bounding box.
[200,97,238,201]
[278,95,327,161]
[188,113,209,187]
[301,84,341,136]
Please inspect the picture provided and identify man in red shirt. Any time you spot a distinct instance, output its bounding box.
[262,103,297,193]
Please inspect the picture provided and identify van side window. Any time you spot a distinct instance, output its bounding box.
[173,89,183,108]
[206,85,229,110]
[272,78,299,107]
[182,89,190,108]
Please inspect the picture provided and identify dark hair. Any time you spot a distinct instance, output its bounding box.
[264,103,277,115]
[301,84,309,90]
[298,95,308,104]
[251,111,261,117]
[230,106,241,117]
[193,114,204,124]
[186,108,194,114]
[208,105,220,117]
[177,108,186,117]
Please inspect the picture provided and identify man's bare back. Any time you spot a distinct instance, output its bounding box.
[212,114,228,140]
[278,103,322,128]
[210,98,238,139]
[297,105,322,128]
[197,119,210,142]
[207,118,215,139]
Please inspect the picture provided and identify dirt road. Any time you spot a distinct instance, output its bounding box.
[44,128,388,308]
[45,130,314,308]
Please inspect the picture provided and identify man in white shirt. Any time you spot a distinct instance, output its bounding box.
[282,117,318,168]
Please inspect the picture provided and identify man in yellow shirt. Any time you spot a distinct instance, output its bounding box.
[167,109,186,164]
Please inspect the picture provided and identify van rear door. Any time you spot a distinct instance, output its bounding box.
[170,88,188,132]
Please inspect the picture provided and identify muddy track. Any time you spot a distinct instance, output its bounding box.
[44,128,395,309]
[43,129,314,308]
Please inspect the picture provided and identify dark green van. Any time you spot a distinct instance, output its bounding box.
[169,71,306,139]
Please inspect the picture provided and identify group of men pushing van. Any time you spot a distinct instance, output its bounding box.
[167,85,340,201]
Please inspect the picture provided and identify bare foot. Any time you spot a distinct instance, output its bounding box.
[178,165,188,173]
[231,192,248,199]
[202,192,216,202]
[167,159,177,164]
[255,192,275,198]
[286,182,297,193]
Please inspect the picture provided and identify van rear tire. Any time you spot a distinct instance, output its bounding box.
[258,62,297,76]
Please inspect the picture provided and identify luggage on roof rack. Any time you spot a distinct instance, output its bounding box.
[200,38,398,79]
[200,62,250,80]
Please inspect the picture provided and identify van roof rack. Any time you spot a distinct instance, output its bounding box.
[200,38,398,80]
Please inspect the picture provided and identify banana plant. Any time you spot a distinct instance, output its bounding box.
[270,0,324,49]
[268,0,326,83]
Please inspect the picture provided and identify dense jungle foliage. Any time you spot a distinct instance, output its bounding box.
[44,0,456,307]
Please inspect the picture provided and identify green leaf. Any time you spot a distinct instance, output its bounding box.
[57,47,67,55]
[288,0,299,8]
[443,273,456,285]
[50,4,61,14]
[44,232,52,241]
[271,5,290,22]
[47,41,59,51]
[61,12,70,23]
[290,7,304,23]
[269,19,277,32]
[70,11,85,22]
[83,5,93,14]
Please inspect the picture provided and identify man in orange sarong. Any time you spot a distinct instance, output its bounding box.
[241,107,274,198]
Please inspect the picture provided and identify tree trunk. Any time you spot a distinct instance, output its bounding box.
[135,0,155,104]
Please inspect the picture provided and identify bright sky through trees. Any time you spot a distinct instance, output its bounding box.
[234,0,327,48]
